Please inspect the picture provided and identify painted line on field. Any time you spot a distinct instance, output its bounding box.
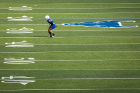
[53,30,140,31]
[1,18,140,20]
[0,24,62,25]
[1,7,140,9]
[0,23,139,25]
[0,59,140,62]
[0,36,140,38]
[1,30,140,32]
[0,51,140,53]
[0,3,140,4]
[0,36,79,38]
[1,43,140,46]
[0,12,140,14]
[37,78,140,80]
[34,43,140,45]
[34,59,140,61]
[0,88,140,91]
[0,78,139,80]
[0,69,139,71]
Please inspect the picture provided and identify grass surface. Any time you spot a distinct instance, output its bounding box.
[0,0,140,93]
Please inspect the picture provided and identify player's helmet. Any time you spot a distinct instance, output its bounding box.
[45,15,50,20]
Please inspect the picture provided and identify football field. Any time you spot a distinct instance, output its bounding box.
[0,0,140,93]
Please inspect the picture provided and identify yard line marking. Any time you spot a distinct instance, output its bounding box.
[19,88,140,91]
[0,36,140,38]
[1,30,140,32]
[0,88,140,91]
[0,69,140,71]
[53,30,140,31]
[1,43,140,45]
[0,36,79,38]
[1,78,140,80]
[1,7,140,9]
[34,59,140,61]
[1,3,140,4]
[0,59,140,62]
[0,24,62,25]
[34,43,140,45]
[37,78,140,80]
[2,30,140,31]
[0,12,140,14]
[0,51,140,53]
[1,36,140,38]
[1,17,140,19]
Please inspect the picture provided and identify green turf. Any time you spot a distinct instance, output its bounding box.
[0,0,140,93]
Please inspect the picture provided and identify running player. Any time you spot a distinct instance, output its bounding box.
[45,15,57,37]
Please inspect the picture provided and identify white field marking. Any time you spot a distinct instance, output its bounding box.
[4,58,35,64]
[1,30,140,32]
[0,36,140,38]
[0,69,140,71]
[33,43,140,45]
[32,3,140,4]
[0,24,62,25]
[0,59,140,62]
[37,78,140,80]
[1,78,140,80]
[1,43,140,46]
[34,59,140,62]
[0,88,140,91]
[0,12,140,14]
[1,7,140,9]
[0,3,140,4]
[0,37,63,38]
[7,30,140,31]
[0,51,140,53]
[0,23,139,25]
[1,76,35,85]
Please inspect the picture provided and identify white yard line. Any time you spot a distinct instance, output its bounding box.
[37,78,140,80]
[0,12,140,14]
[34,43,140,45]
[0,88,140,91]
[0,69,139,70]
[1,3,140,4]
[34,59,140,61]
[0,24,62,25]
[1,7,140,9]
[1,43,140,45]
[0,59,140,62]
[1,30,140,32]
[0,36,140,38]
[0,51,140,53]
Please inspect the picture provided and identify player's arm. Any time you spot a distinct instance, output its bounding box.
[48,20,55,25]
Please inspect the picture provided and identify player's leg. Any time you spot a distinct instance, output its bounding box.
[48,27,55,37]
